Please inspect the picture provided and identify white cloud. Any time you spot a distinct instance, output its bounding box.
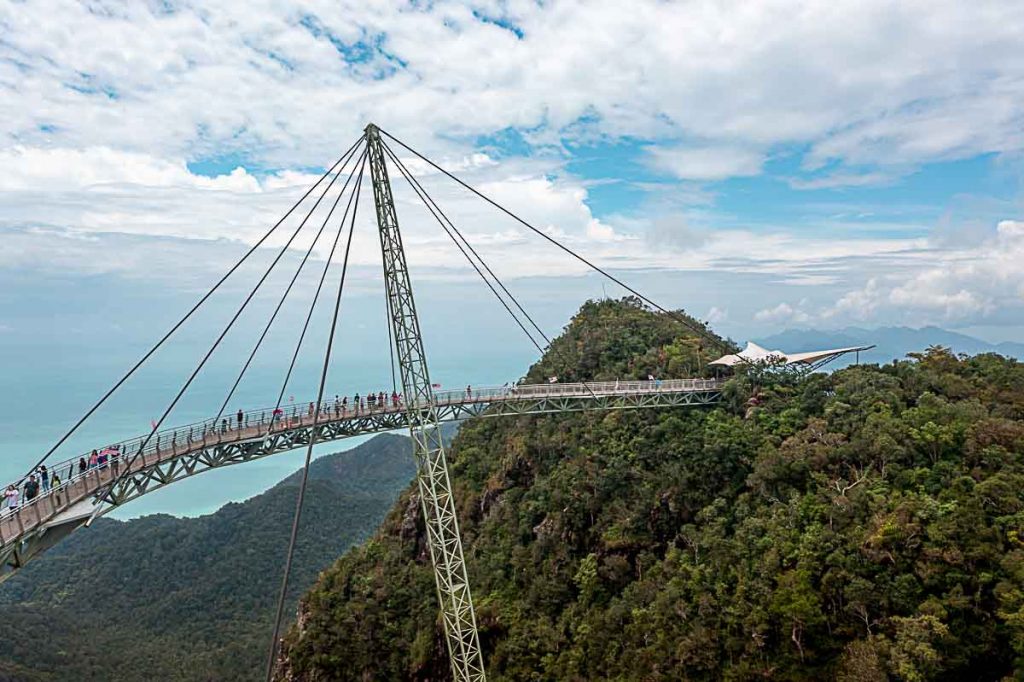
[1,1,1023,336]
[998,219,1024,239]
[706,306,728,324]
[0,1,1022,174]
[821,219,1024,324]
[646,145,764,181]
[0,135,933,286]
[0,146,262,192]
[787,171,898,190]
[754,302,810,324]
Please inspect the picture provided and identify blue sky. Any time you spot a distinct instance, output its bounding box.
[1,0,1023,514]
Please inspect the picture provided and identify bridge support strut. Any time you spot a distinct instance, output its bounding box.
[365,124,487,682]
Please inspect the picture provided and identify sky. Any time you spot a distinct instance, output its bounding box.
[1,0,1023,515]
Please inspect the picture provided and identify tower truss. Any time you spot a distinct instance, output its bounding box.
[365,124,486,682]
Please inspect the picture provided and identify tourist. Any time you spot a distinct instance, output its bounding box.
[4,484,18,510]
[89,450,98,469]
[221,417,228,433]
[237,409,244,428]
[50,472,62,505]
[24,475,39,502]
[78,457,87,475]
[39,464,49,492]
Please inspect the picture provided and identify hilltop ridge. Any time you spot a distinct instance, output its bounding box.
[278,298,1024,680]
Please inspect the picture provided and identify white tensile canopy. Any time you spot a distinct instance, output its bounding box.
[709,341,875,369]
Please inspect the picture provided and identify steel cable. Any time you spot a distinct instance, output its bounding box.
[382,141,602,398]
[266,146,368,427]
[380,128,732,355]
[22,138,363,483]
[381,142,546,356]
[101,144,363,505]
[213,141,364,423]
[264,150,368,682]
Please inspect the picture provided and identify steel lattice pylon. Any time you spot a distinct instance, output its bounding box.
[365,124,487,682]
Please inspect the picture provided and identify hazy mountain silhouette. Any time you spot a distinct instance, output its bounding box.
[756,325,1024,367]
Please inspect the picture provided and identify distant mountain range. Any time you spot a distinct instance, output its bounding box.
[0,433,417,682]
[755,326,1024,367]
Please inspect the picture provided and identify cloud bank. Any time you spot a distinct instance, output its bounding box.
[1,0,1023,335]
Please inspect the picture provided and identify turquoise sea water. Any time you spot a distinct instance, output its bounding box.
[0,269,554,518]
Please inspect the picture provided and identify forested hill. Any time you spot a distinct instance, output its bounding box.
[0,433,416,682]
[277,298,1024,681]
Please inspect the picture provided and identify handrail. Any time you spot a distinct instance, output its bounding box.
[0,379,722,527]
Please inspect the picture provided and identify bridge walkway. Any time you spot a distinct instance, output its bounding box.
[0,378,721,579]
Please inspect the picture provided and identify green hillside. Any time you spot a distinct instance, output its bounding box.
[277,298,1024,681]
[0,433,416,681]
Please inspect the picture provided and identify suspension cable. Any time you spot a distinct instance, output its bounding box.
[265,151,367,682]
[267,147,368,426]
[381,143,546,356]
[23,137,363,482]
[382,142,601,397]
[102,145,364,502]
[213,141,364,423]
[379,128,732,354]
[384,139,554,353]
[384,271,398,395]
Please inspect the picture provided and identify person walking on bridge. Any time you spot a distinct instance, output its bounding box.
[237,409,244,429]
[4,485,18,511]
[78,457,87,476]
[39,465,49,492]
[50,472,62,505]
[23,475,39,503]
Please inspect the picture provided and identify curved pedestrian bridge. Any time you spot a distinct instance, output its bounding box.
[0,378,721,581]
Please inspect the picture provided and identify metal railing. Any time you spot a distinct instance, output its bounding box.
[0,378,721,543]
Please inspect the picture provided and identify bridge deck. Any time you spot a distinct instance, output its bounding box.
[0,379,721,578]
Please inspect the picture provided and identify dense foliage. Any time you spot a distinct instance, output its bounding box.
[278,298,1024,681]
[0,433,416,681]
